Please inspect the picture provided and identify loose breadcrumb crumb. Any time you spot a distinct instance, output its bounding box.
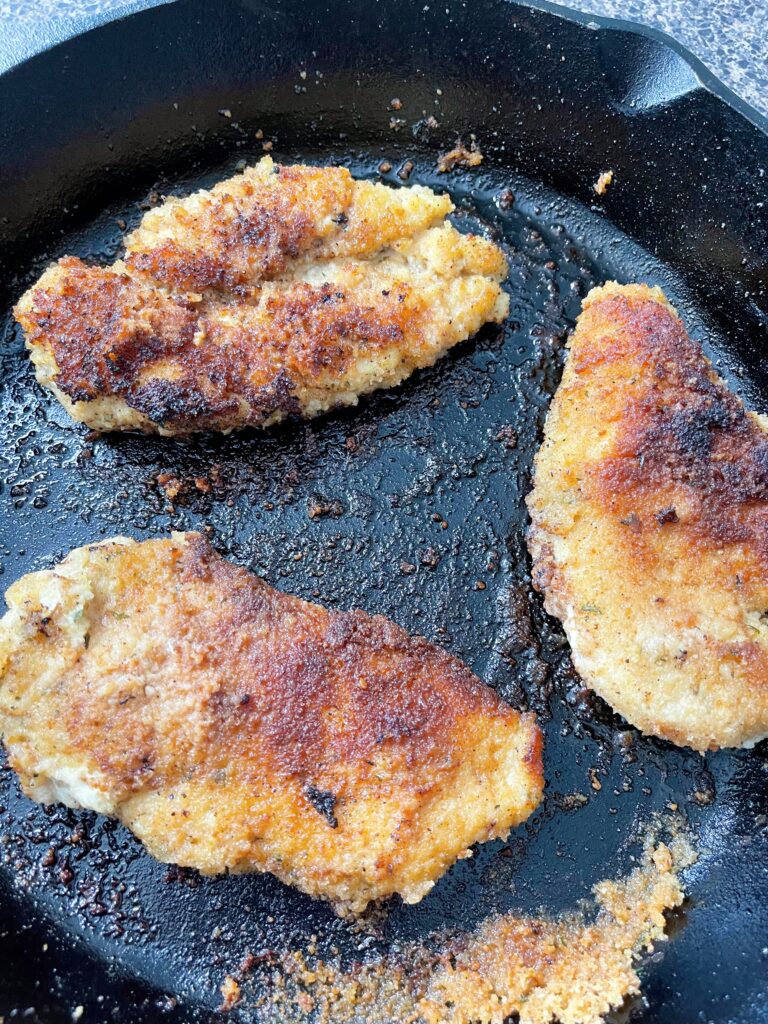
[436,137,484,174]
[219,975,241,1011]
[593,170,614,195]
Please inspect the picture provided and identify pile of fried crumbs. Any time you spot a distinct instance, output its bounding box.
[226,833,694,1024]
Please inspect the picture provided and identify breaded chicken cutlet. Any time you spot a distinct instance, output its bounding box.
[14,158,509,435]
[527,282,768,751]
[0,534,543,913]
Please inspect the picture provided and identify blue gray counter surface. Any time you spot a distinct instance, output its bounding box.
[0,0,766,118]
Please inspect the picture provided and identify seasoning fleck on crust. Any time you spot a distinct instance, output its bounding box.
[0,534,543,913]
[527,282,768,751]
[14,158,509,435]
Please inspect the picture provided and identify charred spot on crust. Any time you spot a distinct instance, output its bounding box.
[127,379,238,428]
[654,506,678,525]
[587,292,768,565]
[304,785,338,828]
[248,369,302,422]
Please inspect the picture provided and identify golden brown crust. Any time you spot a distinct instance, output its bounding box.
[14,158,508,434]
[16,259,432,431]
[581,292,768,568]
[0,534,543,911]
[527,282,768,751]
[124,162,354,290]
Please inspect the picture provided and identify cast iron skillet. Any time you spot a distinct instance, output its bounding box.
[0,1,766,1021]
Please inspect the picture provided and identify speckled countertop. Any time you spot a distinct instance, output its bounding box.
[0,0,766,117]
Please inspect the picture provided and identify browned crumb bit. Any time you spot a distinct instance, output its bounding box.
[589,768,603,791]
[138,190,161,211]
[194,476,211,493]
[652,843,674,873]
[255,128,264,139]
[419,547,441,569]
[399,561,417,575]
[692,788,715,806]
[296,991,315,1014]
[389,97,403,110]
[219,975,241,1011]
[436,136,484,174]
[307,495,345,520]
[474,580,486,591]
[397,160,415,181]
[497,188,515,209]
[495,425,518,449]
[378,160,393,174]
[561,791,589,810]
[115,218,127,231]
[156,472,181,501]
[594,169,614,195]
[262,140,274,152]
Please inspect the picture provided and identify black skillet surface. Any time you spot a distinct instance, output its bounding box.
[0,0,767,1021]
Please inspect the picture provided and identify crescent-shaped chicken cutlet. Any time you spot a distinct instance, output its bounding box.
[527,282,768,751]
[14,158,509,435]
[0,534,543,913]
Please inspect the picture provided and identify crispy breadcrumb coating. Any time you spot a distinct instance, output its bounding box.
[0,533,542,912]
[14,158,509,435]
[527,282,768,751]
